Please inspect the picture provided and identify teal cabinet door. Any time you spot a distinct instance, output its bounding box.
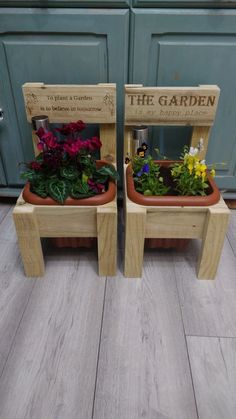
[0,8,129,189]
[130,9,236,192]
[133,0,236,8]
[0,0,130,6]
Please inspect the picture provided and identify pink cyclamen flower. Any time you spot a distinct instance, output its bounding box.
[64,138,83,156]
[86,137,102,152]
[56,120,86,136]
[30,161,42,171]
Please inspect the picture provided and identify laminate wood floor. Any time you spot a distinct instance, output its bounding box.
[0,202,235,419]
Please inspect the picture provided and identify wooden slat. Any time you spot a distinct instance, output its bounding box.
[190,126,211,160]
[197,207,230,279]
[0,250,106,419]
[174,238,236,337]
[13,206,44,277]
[99,123,116,162]
[146,210,205,239]
[124,126,132,160]
[34,206,97,237]
[22,83,116,123]
[125,85,220,126]
[93,255,198,419]
[97,204,117,276]
[124,206,146,277]
[187,336,236,419]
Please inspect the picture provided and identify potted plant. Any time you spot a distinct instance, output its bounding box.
[126,145,221,248]
[21,120,119,204]
[21,120,119,247]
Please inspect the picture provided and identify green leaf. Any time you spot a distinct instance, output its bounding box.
[71,179,93,199]
[47,179,69,204]
[96,165,119,181]
[31,182,48,198]
[21,170,43,183]
[144,189,152,196]
[60,166,79,180]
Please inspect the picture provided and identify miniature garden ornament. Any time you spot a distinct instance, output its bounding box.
[21,120,119,204]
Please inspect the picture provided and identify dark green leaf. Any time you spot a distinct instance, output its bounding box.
[47,179,69,204]
[60,166,79,180]
[31,181,48,198]
[96,165,119,181]
[70,179,93,199]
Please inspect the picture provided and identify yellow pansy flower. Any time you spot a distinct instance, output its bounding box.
[188,163,193,173]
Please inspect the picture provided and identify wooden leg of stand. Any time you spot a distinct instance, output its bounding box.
[13,206,45,277]
[124,207,146,278]
[97,205,117,276]
[197,208,230,279]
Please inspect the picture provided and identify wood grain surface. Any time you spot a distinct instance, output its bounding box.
[1,203,236,418]
[94,253,198,419]
[187,336,236,419]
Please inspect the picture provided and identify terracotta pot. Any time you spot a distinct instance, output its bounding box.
[126,160,220,206]
[23,160,116,248]
[22,160,116,206]
[127,160,221,250]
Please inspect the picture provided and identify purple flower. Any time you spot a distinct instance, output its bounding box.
[142,163,150,173]
[136,163,150,177]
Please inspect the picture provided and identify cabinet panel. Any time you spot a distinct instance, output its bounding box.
[0,155,6,186]
[131,9,236,191]
[0,9,129,187]
[0,0,130,7]
[133,0,236,8]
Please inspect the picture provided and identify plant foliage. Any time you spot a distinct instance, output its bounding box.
[132,155,170,196]
[21,120,119,203]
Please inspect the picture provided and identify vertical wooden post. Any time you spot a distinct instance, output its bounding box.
[13,206,45,277]
[97,204,117,276]
[124,126,133,160]
[99,124,116,163]
[124,206,146,278]
[190,126,211,160]
[197,207,230,279]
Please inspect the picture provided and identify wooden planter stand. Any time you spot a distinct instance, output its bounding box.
[124,84,230,279]
[13,83,117,277]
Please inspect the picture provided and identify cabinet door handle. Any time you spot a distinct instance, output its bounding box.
[0,108,4,121]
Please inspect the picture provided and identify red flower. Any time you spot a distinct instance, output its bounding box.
[36,129,59,151]
[57,120,86,136]
[30,161,42,171]
[64,138,83,156]
[83,137,102,152]
[88,179,105,193]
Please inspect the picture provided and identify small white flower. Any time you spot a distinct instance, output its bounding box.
[200,159,205,164]
[189,147,199,156]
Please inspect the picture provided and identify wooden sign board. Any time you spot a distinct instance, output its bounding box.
[125,85,220,126]
[22,83,116,124]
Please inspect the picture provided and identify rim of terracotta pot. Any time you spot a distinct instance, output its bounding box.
[126,160,221,207]
[23,160,116,206]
